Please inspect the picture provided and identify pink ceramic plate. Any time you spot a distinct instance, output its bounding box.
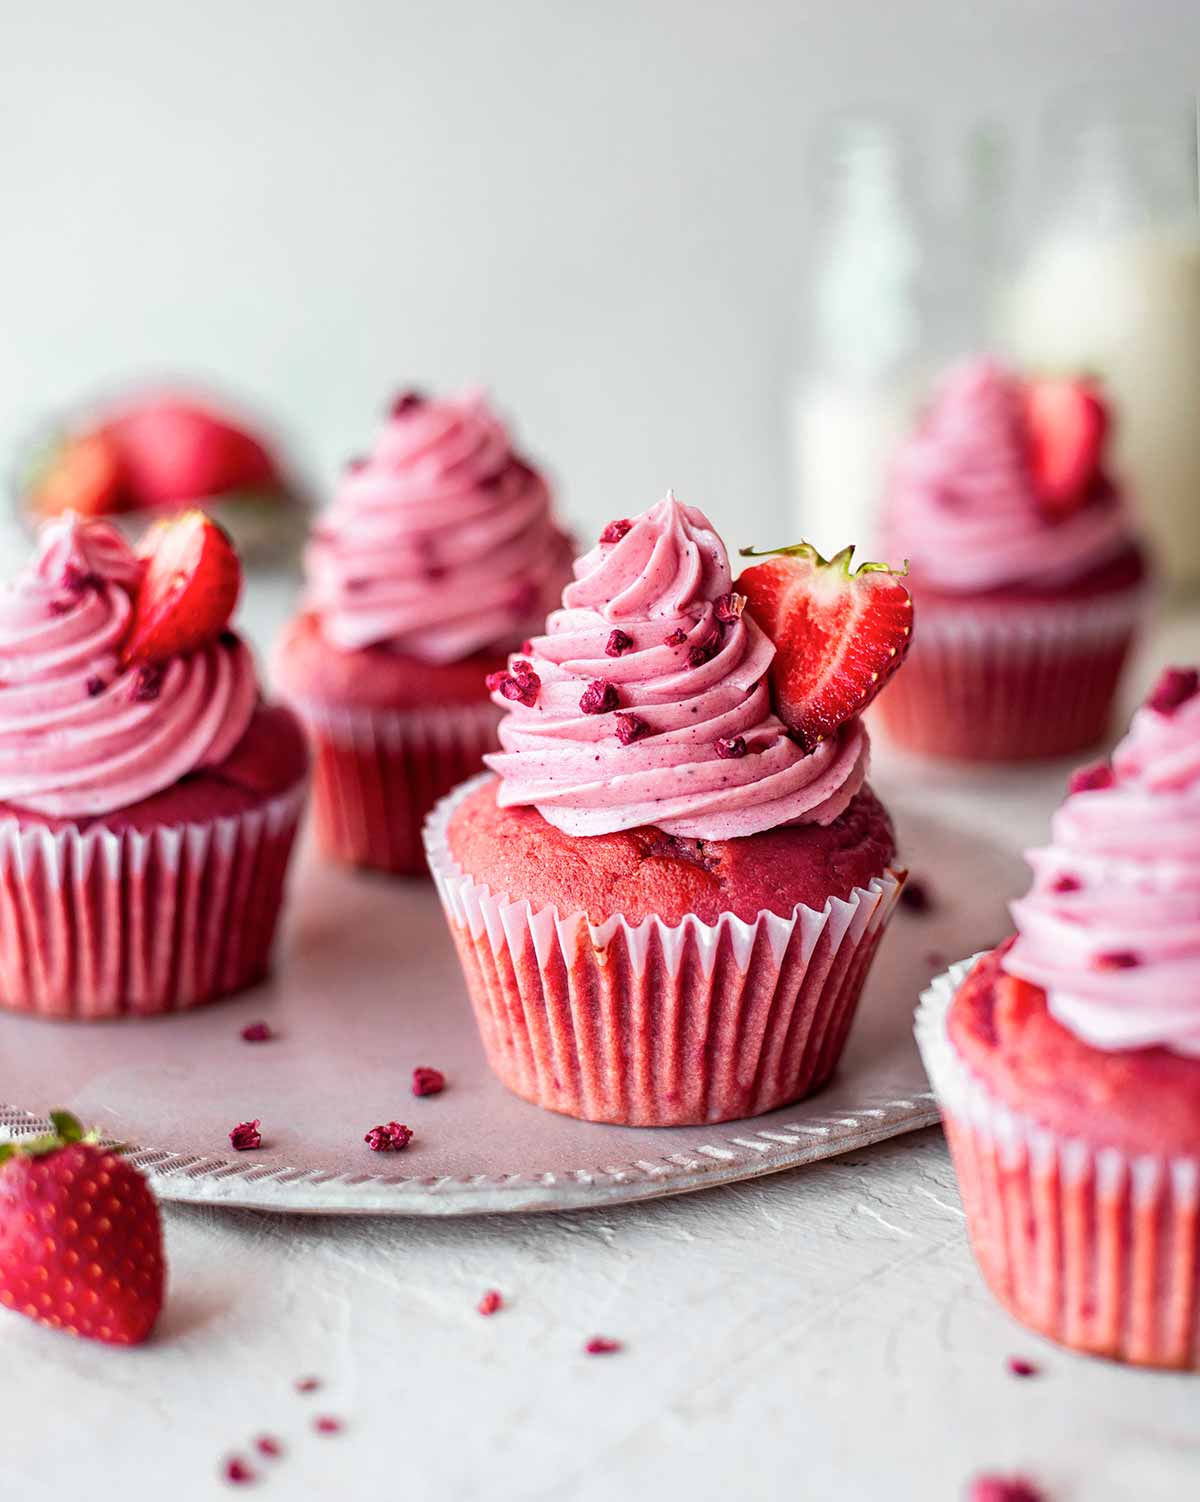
[0,791,1020,1215]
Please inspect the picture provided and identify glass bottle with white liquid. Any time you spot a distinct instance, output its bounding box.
[1000,98,1200,594]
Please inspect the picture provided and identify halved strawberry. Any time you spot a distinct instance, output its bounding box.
[1023,378,1108,518]
[0,1111,164,1345]
[735,543,913,749]
[122,510,242,665]
[28,431,125,519]
[102,397,280,511]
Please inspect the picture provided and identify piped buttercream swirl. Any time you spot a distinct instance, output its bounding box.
[0,516,257,819]
[304,390,571,661]
[485,493,869,839]
[1005,674,1200,1055]
[882,359,1133,592]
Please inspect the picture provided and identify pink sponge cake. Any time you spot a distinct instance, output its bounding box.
[427,493,911,1126]
[917,666,1200,1366]
[877,359,1150,761]
[274,389,571,875]
[0,513,308,1020]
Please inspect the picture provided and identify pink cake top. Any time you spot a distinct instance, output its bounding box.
[303,390,571,662]
[0,516,257,819]
[882,359,1135,592]
[485,493,869,839]
[1005,666,1200,1057]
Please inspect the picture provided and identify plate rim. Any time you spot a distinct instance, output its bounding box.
[0,1090,941,1217]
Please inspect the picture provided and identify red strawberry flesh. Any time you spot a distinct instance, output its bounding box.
[735,543,913,749]
[1023,378,1108,517]
[122,510,242,666]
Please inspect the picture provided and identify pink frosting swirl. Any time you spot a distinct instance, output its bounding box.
[1005,675,1200,1056]
[0,516,257,819]
[304,390,571,661]
[882,359,1134,591]
[485,493,869,839]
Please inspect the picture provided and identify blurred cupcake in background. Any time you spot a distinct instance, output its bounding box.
[425,493,911,1126]
[274,388,572,876]
[876,358,1151,761]
[17,386,306,564]
[916,666,1200,1367]
[0,511,308,1020]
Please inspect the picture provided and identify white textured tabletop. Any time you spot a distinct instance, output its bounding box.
[2,592,1197,1502]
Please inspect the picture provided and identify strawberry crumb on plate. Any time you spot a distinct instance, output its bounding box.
[229,1120,262,1151]
[412,1067,446,1097]
[364,1122,413,1152]
[240,1021,273,1043]
[313,1416,344,1435]
[478,1290,503,1316]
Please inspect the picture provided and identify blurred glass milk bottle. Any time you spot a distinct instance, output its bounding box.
[1000,97,1200,593]
[788,120,929,557]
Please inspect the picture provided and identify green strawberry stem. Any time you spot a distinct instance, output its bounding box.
[0,1110,97,1165]
[738,541,908,578]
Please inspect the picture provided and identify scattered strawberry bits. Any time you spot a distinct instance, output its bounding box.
[1006,1357,1040,1378]
[599,519,632,545]
[412,1067,446,1097]
[229,1120,262,1151]
[313,1416,344,1435]
[715,736,747,760]
[240,1021,273,1043]
[584,1336,622,1356]
[295,1376,322,1394]
[255,1435,283,1458]
[1067,762,1114,795]
[223,1457,256,1486]
[967,1475,1045,1502]
[899,878,934,914]
[1147,665,1199,716]
[579,680,619,715]
[605,628,634,657]
[364,1122,413,1152]
[1093,950,1140,971]
[615,712,651,746]
[478,1290,503,1316]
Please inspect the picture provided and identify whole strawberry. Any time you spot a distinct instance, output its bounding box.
[0,1111,164,1345]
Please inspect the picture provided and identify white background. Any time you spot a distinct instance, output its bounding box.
[1,1,1197,553]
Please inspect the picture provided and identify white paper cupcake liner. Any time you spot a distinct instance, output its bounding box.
[876,585,1149,761]
[916,957,1200,1369]
[290,697,501,875]
[425,773,903,1127]
[0,783,306,1021]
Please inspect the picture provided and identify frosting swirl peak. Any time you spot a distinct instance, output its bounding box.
[304,389,571,662]
[1005,669,1200,1055]
[882,359,1133,591]
[0,516,257,819]
[485,494,869,839]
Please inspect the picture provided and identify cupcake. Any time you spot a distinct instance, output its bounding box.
[274,389,571,875]
[876,359,1150,761]
[916,666,1200,1367]
[0,511,308,1020]
[425,494,913,1126]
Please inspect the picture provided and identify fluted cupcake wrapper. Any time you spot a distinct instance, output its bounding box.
[291,698,502,877]
[0,783,306,1021]
[916,958,1200,1370]
[875,585,1148,762]
[425,773,902,1127]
